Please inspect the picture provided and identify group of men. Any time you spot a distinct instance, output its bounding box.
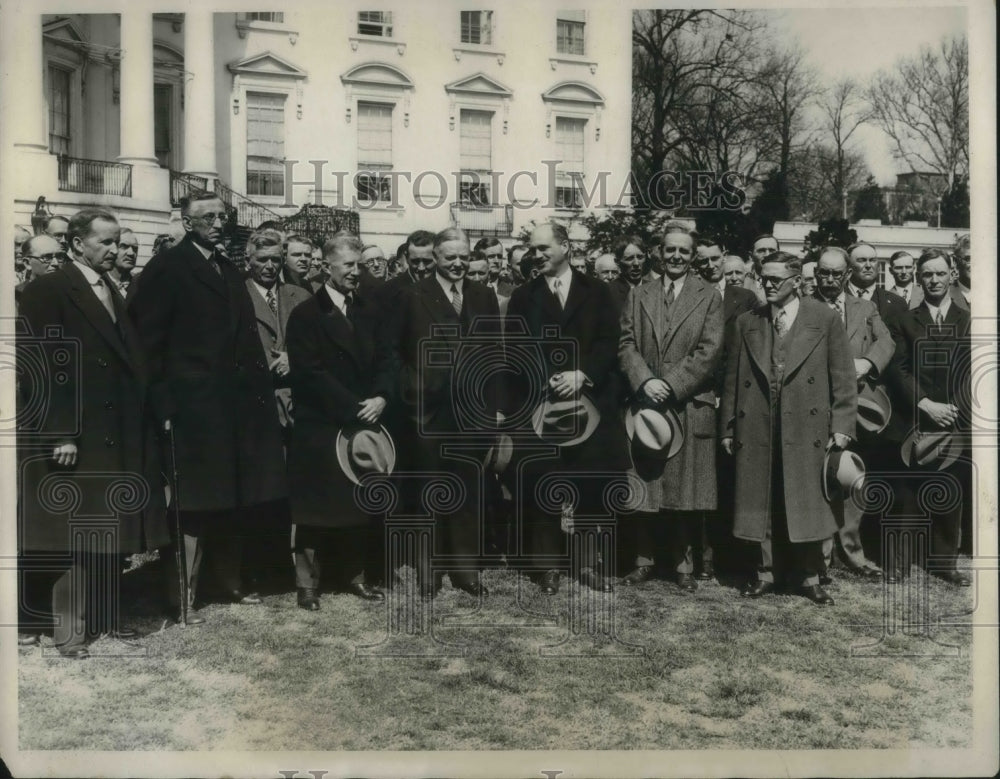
[15,191,974,657]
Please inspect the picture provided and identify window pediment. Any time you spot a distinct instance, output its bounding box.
[227,51,308,80]
[541,81,605,107]
[444,73,513,100]
[340,62,414,90]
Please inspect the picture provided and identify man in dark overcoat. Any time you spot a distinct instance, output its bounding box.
[18,208,169,656]
[888,248,972,586]
[130,192,287,619]
[397,227,501,597]
[286,233,398,608]
[618,224,723,591]
[505,222,629,595]
[721,251,857,605]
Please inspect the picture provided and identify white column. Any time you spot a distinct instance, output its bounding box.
[182,10,218,180]
[5,9,49,153]
[117,11,159,166]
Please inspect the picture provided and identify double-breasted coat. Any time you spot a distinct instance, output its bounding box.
[285,284,397,528]
[17,263,169,553]
[619,275,723,511]
[721,297,857,543]
[246,279,312,429]
[505,271,630,485]
[130,236,287,512]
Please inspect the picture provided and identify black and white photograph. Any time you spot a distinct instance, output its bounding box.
[0,0,996,776]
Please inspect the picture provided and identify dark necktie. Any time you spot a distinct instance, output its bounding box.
[266,288,277,317]
[344,294,354,323]
[665,281,676,309]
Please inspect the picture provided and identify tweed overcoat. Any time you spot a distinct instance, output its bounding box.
[721,297,857,542]
[17,263,169,553]
[619,275,723,511]
[130,236,287,511]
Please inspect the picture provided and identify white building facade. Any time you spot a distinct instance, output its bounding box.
[7,5,633,262]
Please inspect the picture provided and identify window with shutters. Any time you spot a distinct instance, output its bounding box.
[246,92,286,197]
[459,110,493,206]
[460,11,493,45]
[48,65,71,156]
[358,11,393,37]
[555,116,586,208]
[556,11,585,55]
[357,102,393,203]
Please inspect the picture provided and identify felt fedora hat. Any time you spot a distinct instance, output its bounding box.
[335,425,397,485]
[624,405,684,461]
[858,383,892,434]
[531,394,601,447]
[822,447,866,503]
[900,427,963,471]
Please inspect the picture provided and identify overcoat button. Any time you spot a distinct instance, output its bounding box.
[97,358,108,368]
[104,401,113,409]
[743,380,751,388]
[105,438,115,446]
[737,410,745,418]
[807,376,815,384]
[810,408,818,415]
[256,360,265,369]
[813,440,822,447]
[735,441,743,450]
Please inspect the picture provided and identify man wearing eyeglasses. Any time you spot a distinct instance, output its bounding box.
[131,193,288,622]
[813,246,895,581]
[18,234,64,283]
[721,251,856,605]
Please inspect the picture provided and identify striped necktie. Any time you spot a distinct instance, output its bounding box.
[266,288,277,317]
[450,284,463,315]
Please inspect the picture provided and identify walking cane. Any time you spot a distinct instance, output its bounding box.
[165,420,189,626]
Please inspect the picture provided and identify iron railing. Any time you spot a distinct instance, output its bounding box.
[280,203,361,246]
[169,171,209,206]
[213,179,283,231]
[58,156,132,197]
[449,202,514,236]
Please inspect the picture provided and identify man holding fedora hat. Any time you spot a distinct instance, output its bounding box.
[396,227,501,598]
[721,251,857,605]
[888,248,972,586]
[285,233,398,608]
[506,222,629,595]
[618,223,723,592]
[812,246,895,581]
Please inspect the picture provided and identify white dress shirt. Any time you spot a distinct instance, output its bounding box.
[73,260,116,322]
[545,266,573,306]
[770,295,800,331]
[924,294,952,324]
[325,284,350,317]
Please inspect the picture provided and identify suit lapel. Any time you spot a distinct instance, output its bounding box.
[743,308,769,378]
[531,276,564,325]
[61,264,133,369]
[560,272,588,326]
[638,281,664,355]
[661,277,702,354]
[247,279,279,338]
[844,294,863,340]
[315,285,361,364]
[420,277,462,333]
[183,238,228,299]
[782,303,824,378]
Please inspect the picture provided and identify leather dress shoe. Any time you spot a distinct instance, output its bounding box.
[695,564,714,581]
[580,568,613,593]
[57,644,90,659]
[539,569,560,595]
[741,580,776,598]
[183,613,206,626]
[108,627,139,640]
[796,584,835,605]
[819,572,833,586]
[676,573,697,593]
[297,587,320,611]
[349,581,386,602]
[226,590,262,605]
[18,633,40,647]
[622,565,654,587]
[934,569,972,587]
[852,566,884,581]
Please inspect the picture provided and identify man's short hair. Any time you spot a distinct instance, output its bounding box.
[433,226,469,249]
[889,250,914,265]
[66,208,117,248]
[396,242,409,261]
[44,214,70,230]
[283,233,313,251]
[322,233,364,259]
[613,234,646,261]
[695,233,723,250]
[474,236,501,253]
[761,250,802,274]
[846,241,876,258]
[518,248,540,278]
[952,234,970,255]
[543,222,569,245]
[753,233,780,249]
[507,243,527,262]
[246,229,285,256]
[917,248,953,270]
[660,221,694,246]
[819,246,850,264]
[179,191,226,217]
[405,229,436,256]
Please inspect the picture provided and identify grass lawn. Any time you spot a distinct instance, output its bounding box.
[17,560,974,751]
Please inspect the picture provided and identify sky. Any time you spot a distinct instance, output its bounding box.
[765,5,969,185]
